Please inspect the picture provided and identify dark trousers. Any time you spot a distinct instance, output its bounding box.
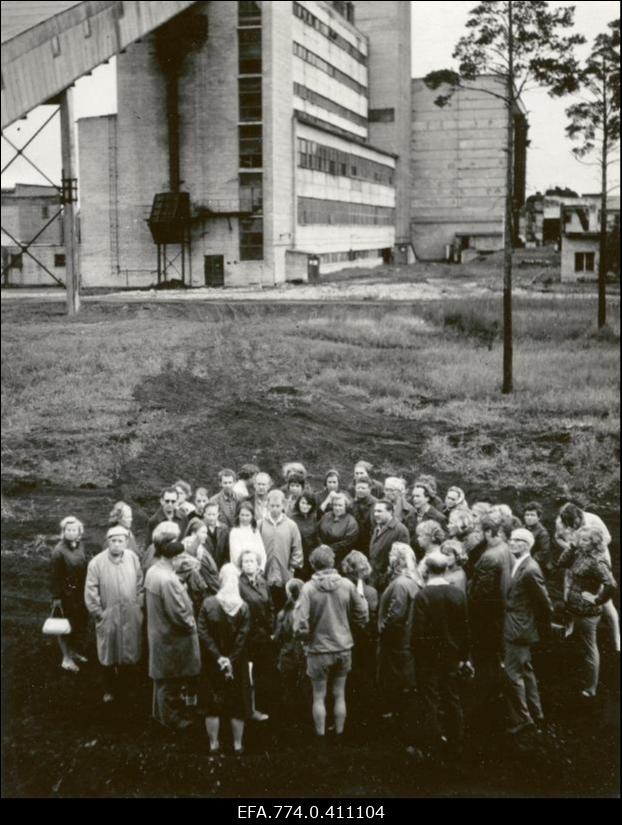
[416,659,464,751]
[102,664,137,698]
[503,641,544,732]
[152,678,192,730]
[269,584,287,613]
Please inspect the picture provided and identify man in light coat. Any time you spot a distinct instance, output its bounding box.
[260,489,303,611]
[144,522,201,731]
[503,528,553,735]
[84,525,144,703]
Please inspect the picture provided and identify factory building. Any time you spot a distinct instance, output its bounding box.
[78,0,409,288]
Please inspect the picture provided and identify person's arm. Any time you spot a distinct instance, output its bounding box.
[331,517,360,556]
[230,604,251,663]
[197,603,222,661]
[557,545,577,569]
[525,565,553,625]
[532,527,552,572]
[399,522,411,546]
[84,559,103,619]
[351,582,369,629]
[594,561,617,606]
[162,577,197,633]
[134,555,145,607]
[293,586,311,641]
[289,523,304,572]
[49,548,64,602]
[378,582,407,634]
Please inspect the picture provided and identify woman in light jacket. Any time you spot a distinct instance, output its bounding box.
[229,501,267,571]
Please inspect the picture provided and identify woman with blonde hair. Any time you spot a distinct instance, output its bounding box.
[377,542,421,718]
[50,516,89,672]
[198,563,252,754]
[342,550,379,717]
[416,520,447,581]
[558,527,617,698]
[440,540,467,595]
[229,501,267,571]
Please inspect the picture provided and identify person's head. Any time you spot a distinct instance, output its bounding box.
[294,493,317,518]
[309,545,336,571]
[523,501,543,528]
[238,463,260,482]
[236,500,257,529]
[219,469,237,494]
[324,470,340,492]
[160,487,178,519]
[412,483,433,510]
[108,501,132,530]
[373,500,394,525]
[480,512,503,542]
[254,472,272,497]
[285,577,304,606]
[448,508,475,539]
[500,515,522,541]
[60,516,84,543]
[384,476,406,503]
[492,503,513,521]
[331,492,348,517]
[267,489,285,520]
[353,461,373,483]
[425,550,450,577]
[239,548,260,577]
[416,519,446,551]
[174,480,192,505]
[415,474,438,496]
[187,517,208,541]
[341,550,372,583]
[509,528,535,558]
[559,503,584,531]
[153,521,182,555]
[204,502,219,528]
[471,502,492,524]
[576,526,607,556]
[283,462,308,483]
[218,562,241,595]
[445,486,466,511]
[286,475,305,499]
[194,487,209,513]
[106,525,128,557]
[354,478,372,500]
[441,539,464,569]
[388,542,417,577]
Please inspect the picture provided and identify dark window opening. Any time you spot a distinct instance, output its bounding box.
[239,77,262,121]
[369,108,395,123]
[238,0,261,25]
[10,253,22,270]
[575,251,595,272]
[238,28,262,74]
[239,172,263,212]
[54,253,66,267]
[239,125,262,168]
[240,216,263,260]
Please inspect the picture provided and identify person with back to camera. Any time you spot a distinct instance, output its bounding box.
[49,516,90,673]
[294,545,368,741]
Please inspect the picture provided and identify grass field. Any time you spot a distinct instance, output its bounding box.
[1,281,620,798]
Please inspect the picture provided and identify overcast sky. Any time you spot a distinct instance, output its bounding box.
[2,0,619,197]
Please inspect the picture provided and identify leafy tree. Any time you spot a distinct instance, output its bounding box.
[564,19,620,327]
[425,2,584,393]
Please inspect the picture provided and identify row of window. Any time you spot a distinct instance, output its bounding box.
[238,24,263,261]
[298,197,395,226]
[293,42,367,97]
[294,83,367,129]
[319,248,384,264]
[297,138,394,185]
[293,2,367,65]
[238,27,261,75]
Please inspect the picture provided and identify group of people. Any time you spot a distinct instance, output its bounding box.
[48,460,619,760]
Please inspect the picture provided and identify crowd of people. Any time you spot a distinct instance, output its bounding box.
[48,460,619,761]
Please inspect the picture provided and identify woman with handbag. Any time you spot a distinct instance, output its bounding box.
[49,516,89,672]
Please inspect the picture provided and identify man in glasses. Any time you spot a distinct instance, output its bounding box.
[144,488,188,552]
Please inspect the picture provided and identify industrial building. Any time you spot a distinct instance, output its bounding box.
[77,0,412,288]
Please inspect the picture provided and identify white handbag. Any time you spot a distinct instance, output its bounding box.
[42,606,72,636]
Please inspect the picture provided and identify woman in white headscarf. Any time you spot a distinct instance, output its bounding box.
[198,563,252,754]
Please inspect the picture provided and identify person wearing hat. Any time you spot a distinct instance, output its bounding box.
[144,523,201,731]
[502,528,553,735]
[84,525,144,703]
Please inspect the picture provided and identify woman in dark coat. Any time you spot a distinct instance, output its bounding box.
[318,493,360,569]
[377,542,421,718]
[49,516,89,672]
[198,563,252,754]
[291,493,320,580]
[237,549,275,721]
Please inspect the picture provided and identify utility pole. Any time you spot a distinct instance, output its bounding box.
[59,87,80,316]
[502,0,514,394]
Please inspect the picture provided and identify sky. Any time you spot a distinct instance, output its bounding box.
[1,0,619,197]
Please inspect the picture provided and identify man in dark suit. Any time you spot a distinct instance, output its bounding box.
[349,479,377,551]
[369,500,410,592]
[203,502,230,569]
[404,482,447,561]
[503,528,553,735]
[145,488,188,551]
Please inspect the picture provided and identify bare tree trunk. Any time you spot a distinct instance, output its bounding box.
[502,1,514,394]
[598,59,608,329]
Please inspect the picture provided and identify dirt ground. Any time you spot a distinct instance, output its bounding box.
[1,266,620,798]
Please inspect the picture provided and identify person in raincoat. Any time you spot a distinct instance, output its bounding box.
[84,525,144,703]
[144,522,201,731]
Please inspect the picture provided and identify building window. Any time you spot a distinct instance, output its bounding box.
[292,42,367,96]
[293,83,367,130]
[297,138,394,185]
[238,0,261,26]
[54,254,66,267]
[239,125,262,168]
[240,217,263,260]
[575,251,595,272]
[239,173,263,212]
[10,253,22,270]
[293,2,366,64]
[369,108,395,123]
[238,28,262,74]
[239,77,262,121]
[41,205,50,219]
[297,197,395,226]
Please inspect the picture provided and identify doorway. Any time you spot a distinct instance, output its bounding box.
[204,255,224,287]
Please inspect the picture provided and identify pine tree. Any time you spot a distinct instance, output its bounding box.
[425,1,584,393]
